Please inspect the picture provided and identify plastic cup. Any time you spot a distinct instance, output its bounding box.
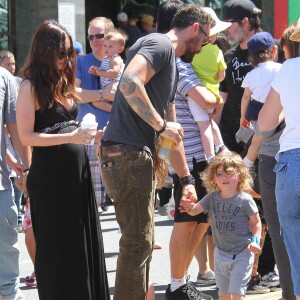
[158,138,176,161]
[80,122,98,145]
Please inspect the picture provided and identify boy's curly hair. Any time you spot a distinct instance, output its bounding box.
[201,152,253,193]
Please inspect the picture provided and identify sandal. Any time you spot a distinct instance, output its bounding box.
[25,276,37,287]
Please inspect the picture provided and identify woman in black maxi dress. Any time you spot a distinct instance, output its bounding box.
[16,20,110,300]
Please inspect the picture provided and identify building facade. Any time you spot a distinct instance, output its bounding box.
[1,0,299,71]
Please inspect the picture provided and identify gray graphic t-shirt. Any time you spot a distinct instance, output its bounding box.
[200,191,258,255]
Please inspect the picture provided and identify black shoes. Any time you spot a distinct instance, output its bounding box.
[165,282,213,300]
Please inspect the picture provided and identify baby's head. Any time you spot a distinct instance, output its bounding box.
[201,152,253,193]
[103,30,125,57]
[247,31,277,66]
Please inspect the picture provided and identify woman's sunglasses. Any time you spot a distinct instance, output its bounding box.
[87,33,105,41]
[58,48,73,60]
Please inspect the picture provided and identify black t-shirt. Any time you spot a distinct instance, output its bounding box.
[123,25,142,48]
[103,33,177,154]
[219,45,253,153]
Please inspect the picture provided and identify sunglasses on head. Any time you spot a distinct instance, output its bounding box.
[198,25,211,46]
[58,48,73,60]
[87,33,105,41]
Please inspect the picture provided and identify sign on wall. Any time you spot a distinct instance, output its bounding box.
[58,3,75,40]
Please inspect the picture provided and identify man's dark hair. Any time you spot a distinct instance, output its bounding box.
[234,14,261,33]
[156,0,185,34]
[171,4,213,30]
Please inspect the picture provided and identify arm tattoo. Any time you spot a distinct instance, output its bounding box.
[119,73,137,96]
[127,97,155,125]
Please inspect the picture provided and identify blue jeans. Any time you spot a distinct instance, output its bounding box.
[259,154,295,299]
[100,146,154,300]
[0,189,19,298]
[12,179,22,223]
[274,149,300,296]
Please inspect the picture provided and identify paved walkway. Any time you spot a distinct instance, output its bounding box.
[19,206,283,299]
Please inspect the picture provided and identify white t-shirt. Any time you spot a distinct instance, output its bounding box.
[272,57,300,152]
[242,61,281,103]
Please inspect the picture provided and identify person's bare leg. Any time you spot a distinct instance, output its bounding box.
[211,119,224,149]
[207,234,215,271]
[186,223,209,270]
[147,281,155,300]
[169,222,197,279]
[25,227,36,277]
[195,235,211,276]
[232,294,245,300]
[219,294,231,300]
[197,121,215,160]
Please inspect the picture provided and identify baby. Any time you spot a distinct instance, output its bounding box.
[89,30,125,102]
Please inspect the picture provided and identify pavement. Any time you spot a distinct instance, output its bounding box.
[19,205,283,300]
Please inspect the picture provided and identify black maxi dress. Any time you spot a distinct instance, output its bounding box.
[27,101,110,300]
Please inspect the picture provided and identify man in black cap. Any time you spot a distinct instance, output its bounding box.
[219,0,279,296]
[219,0,261,153]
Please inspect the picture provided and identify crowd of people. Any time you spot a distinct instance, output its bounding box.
[1,0,300,300]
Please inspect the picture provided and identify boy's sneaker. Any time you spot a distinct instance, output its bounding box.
[197,271,216,285]
[246,274,270,294]
[165,283,213,300]
[261,272,280,288]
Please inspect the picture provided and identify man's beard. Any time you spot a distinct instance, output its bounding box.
[180,37,199,63]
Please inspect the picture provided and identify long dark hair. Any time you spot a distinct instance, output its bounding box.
[280,23,300,59]
[20,20,79,111]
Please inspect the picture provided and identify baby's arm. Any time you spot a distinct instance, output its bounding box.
[179,199,204,216]
[215,69,225,83]
[95,56,123,79]
[248,212,262,254]
[240,87,252,129]
[88,65,102,76]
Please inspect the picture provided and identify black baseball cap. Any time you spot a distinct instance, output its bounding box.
[223,0,261,21]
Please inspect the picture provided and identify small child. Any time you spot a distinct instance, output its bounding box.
[180,152,262,300]
[189,7,231,163]
[240,32,281,168]
[89,30,125,102]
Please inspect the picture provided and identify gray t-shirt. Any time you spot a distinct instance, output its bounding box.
[0,67,17,190]
[102,33,177,154]
[200,191,258,255]
[252,121,285,157]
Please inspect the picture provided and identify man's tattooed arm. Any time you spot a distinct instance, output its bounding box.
[119,54,165,131]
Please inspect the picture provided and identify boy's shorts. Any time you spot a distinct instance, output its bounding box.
[173,159,208,224]
[215,247,254,296]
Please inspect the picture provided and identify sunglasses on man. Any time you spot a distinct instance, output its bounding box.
[58,48,73,60]
[198,25,211,46]
[87,33,105,41]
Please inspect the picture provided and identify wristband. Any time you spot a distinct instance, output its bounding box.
[251,236,260,245]
[23,168,30,174]
[156,119,167,135]
[179,175,195,186]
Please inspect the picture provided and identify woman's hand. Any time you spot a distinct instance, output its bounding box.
[94,129,104,144]
[69,128,97,145]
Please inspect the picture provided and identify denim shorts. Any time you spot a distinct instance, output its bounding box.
[214,247,254,296]
[274,148,300,295]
